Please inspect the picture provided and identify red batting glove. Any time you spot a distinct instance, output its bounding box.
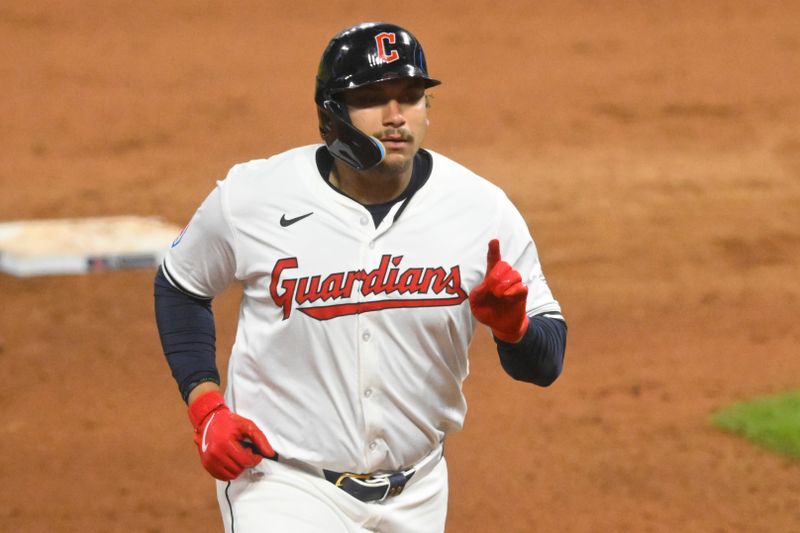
[187,391,275,481]
[469,239,530,343]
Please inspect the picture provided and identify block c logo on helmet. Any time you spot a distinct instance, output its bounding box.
[375,32,400,63]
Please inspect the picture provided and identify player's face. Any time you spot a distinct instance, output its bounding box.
[341,78,429,173]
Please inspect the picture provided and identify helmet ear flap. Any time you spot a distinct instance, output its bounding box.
[320,100,385,171]
[317,106,333,139]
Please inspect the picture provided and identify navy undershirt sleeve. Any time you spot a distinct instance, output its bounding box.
[494,315,567,386]
[153,266,220,402]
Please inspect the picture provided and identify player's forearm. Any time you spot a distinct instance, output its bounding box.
[154,266,221,402]
[494,314,567,386]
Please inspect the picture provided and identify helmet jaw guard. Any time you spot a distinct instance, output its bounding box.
[315,22,440,171]
[320,100,386,171]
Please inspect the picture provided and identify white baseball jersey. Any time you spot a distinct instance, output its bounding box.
[163,144,561,474]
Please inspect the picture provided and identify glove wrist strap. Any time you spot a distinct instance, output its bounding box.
[492,315,530,344]
[188,390,227,429]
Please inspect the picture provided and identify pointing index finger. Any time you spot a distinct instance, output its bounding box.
[486,239,501,272]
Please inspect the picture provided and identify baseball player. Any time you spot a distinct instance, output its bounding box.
[154,22,566,533]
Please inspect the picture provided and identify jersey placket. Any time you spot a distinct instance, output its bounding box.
[355,204,403,469]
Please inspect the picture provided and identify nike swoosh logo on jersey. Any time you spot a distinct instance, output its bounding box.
[201,412,217,453]
[280,212,314,227]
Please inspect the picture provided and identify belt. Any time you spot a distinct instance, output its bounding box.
[244,440,443,504]
[321,446,443,503]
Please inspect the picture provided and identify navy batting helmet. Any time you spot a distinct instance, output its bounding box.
[315,22,441,171]
[315,22,441,106]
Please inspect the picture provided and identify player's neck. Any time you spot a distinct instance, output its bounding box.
[330,160,413,205]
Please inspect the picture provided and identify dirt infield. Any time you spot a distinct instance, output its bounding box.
[2,2,800,532]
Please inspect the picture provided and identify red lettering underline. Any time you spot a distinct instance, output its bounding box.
[297,295,467,321]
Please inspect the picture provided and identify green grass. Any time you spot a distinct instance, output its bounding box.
[711,390,800,460]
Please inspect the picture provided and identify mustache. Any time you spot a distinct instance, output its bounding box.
[373,128,414,142]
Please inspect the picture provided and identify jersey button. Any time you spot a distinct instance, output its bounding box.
[359,215,369,226]
[362,330,371,342]
[368,240,376,249]
[364,388,373,398]
[369,441,378,451]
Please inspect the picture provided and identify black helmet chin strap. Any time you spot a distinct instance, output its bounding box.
[321,100,385,171]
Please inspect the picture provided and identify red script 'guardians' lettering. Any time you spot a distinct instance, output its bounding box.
[269,255,468,320]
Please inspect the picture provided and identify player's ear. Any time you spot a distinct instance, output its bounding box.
[424,94,431,127]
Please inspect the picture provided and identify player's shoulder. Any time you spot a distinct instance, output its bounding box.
[426,149,506,196]
[223,145,319,185]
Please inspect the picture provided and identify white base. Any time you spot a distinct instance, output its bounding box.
[0,216,181,277]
